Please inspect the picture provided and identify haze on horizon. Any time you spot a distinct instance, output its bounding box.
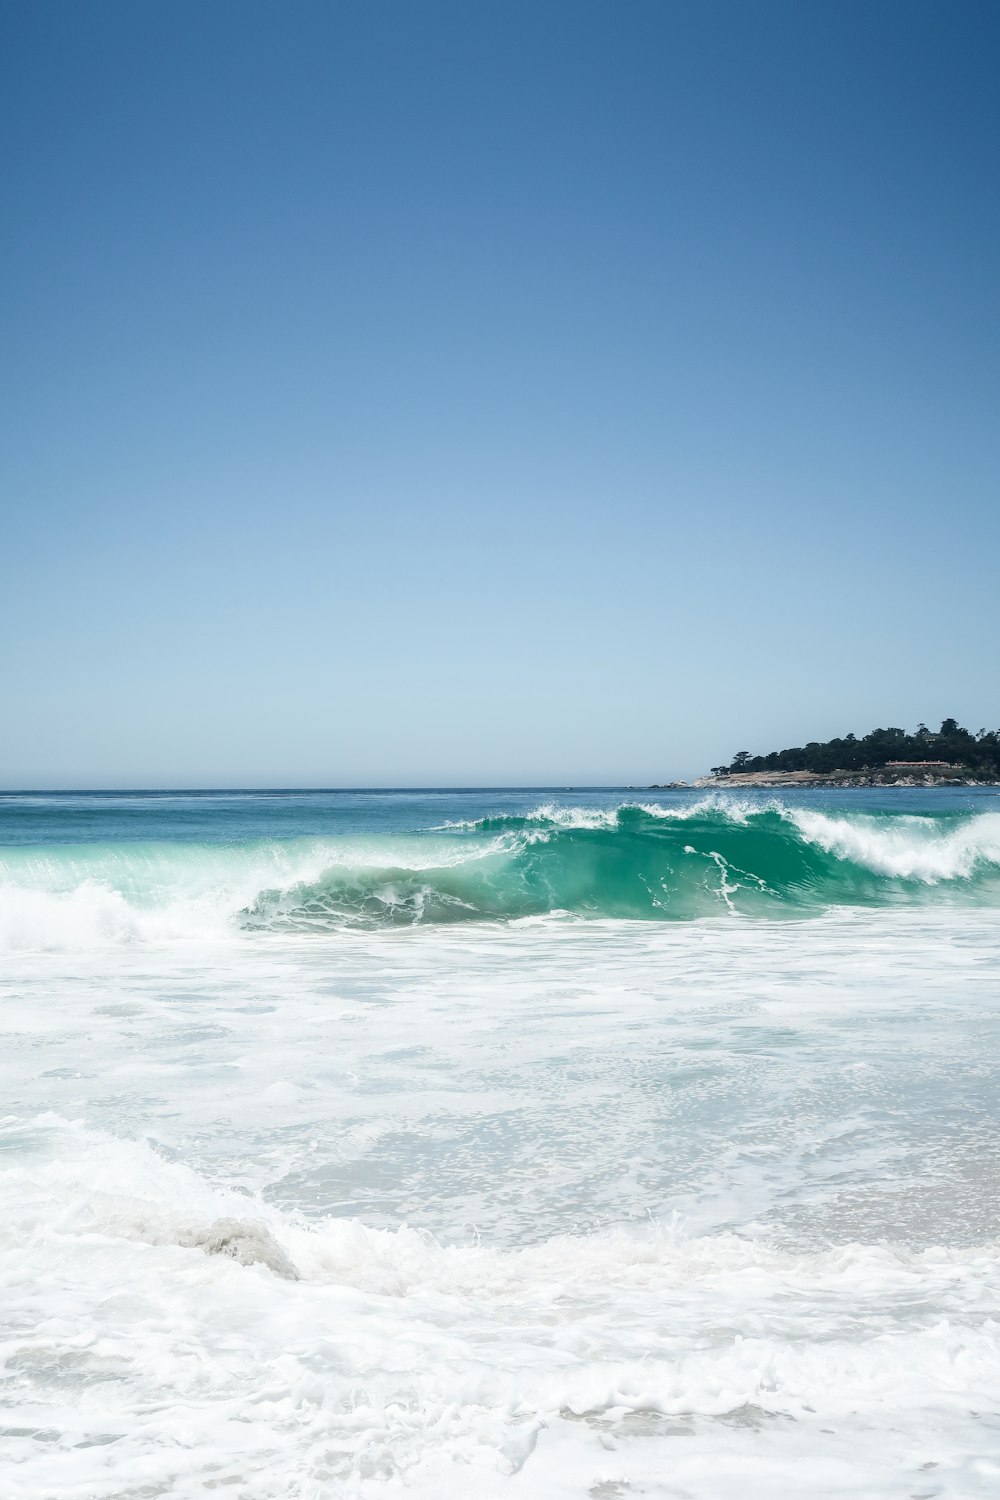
[2,0,997,789]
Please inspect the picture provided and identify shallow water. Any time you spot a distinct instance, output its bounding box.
[2,789,1000,1496]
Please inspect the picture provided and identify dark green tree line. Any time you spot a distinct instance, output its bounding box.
[712,720,1000,777]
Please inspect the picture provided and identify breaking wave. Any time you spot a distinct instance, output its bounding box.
[4,801,1000,948]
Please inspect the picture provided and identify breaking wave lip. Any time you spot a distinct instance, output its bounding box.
[3,805,1000,949]
[437,798,737,831]
[787,806,1000,881]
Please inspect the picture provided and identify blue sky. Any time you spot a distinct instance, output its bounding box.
[2,0,997,786]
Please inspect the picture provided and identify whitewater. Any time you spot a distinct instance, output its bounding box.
[3,787,1000,1498]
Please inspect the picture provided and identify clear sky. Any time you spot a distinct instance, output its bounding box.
[2,0,997,787]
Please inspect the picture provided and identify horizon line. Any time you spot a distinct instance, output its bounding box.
[0,783,674,796]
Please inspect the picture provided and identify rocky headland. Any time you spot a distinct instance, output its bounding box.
[688,766,995,789]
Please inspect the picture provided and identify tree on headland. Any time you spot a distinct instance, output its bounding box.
[714,720,1000,777]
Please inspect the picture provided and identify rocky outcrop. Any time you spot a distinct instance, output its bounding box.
[690,768,992,789]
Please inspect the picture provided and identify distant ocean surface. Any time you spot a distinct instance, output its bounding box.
[3,787,1000,1497]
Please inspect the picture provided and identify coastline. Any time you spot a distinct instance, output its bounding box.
[678,770,1000,790]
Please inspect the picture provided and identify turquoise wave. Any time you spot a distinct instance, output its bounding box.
[242,803,1000,929]
[4,802,1000,946]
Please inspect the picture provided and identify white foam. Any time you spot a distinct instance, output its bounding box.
[6,899,1000,1495]
[4,1118,1000,1498]
[789,807,1000,881]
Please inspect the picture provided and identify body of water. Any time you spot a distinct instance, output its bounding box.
[3,787,1000,1497]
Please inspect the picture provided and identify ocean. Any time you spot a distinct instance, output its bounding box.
[2,786,1000,1498]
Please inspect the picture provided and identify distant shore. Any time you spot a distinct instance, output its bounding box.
[651,769,1000,790]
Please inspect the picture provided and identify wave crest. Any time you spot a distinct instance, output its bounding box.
[4,803,1000,948]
